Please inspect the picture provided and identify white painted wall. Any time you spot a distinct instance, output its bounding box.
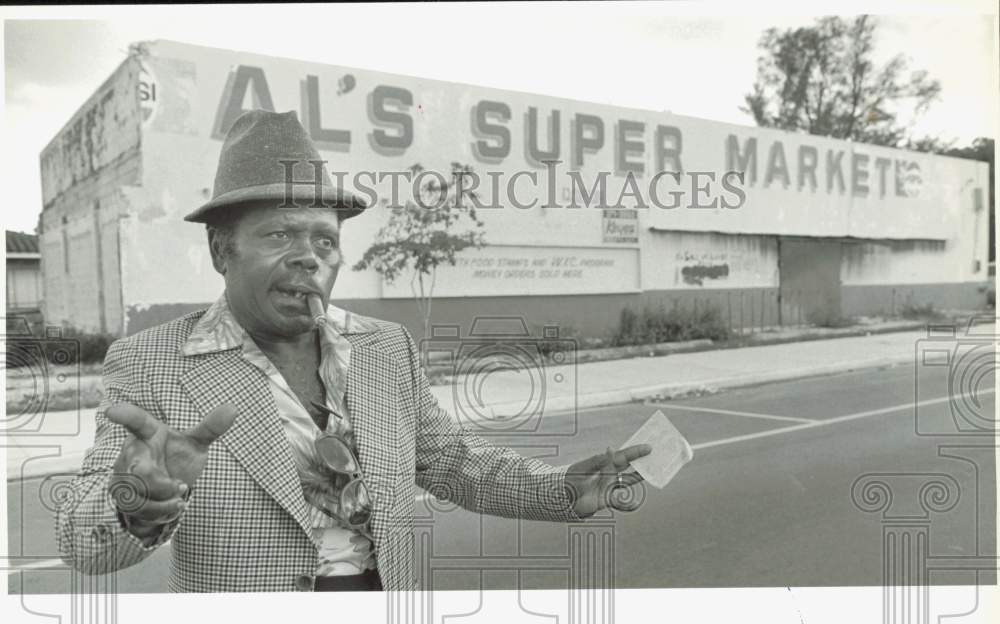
[640,229,778,291]
[841,160,990,286]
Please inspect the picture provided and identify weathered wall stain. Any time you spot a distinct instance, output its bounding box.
[40,57,141,208]
[681,263,730,286]
[39,56,141,334]
[840,239,949,285]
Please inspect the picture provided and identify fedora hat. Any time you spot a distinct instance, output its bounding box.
[184,110,367,223]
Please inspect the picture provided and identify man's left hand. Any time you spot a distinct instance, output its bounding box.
[564,444,652,518]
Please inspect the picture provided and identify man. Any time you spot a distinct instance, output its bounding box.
[56,110,650,592]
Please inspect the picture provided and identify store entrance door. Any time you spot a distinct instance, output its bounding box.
[778,238,842,326]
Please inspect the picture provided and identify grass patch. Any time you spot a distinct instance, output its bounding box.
[805,308,858,328]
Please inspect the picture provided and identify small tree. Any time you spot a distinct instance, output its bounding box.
[353,163,486,363]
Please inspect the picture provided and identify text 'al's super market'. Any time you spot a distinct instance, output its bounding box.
[40,40,990,339]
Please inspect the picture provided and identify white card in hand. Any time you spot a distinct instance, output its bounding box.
[621,410,693,489]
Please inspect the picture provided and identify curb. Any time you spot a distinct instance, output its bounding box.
[727,322,927,348]
[424,318,962,387]
[444,353,915,426]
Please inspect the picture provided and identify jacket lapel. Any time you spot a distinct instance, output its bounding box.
[344,333,400,547]
[179,350,317,546]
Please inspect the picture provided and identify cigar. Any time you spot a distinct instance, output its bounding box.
[307,293,327,328]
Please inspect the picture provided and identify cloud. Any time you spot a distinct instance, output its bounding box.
[3,81,95,233]
[4,19,120,89]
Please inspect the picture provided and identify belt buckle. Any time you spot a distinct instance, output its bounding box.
[294,574,316,591]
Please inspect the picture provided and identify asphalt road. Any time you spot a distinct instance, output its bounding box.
[7,360,996,593]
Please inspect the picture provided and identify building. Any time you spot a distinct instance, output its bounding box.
[38,40,991,339]
[6,230,43,317]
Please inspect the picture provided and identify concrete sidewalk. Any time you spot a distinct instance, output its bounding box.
[2,327,944,480]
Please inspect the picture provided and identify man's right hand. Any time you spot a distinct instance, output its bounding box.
[108,402,238,535]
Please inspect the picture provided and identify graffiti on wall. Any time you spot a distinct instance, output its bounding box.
[673,248,768,288]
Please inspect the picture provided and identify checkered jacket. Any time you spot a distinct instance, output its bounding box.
[55,309,581,592]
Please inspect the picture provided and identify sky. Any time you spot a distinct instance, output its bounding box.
[2,1,997,234]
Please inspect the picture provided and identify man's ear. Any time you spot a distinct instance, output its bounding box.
[207,228,227,275]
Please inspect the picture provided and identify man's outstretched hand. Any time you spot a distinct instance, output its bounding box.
[108,402,238,535]
[564,444,652,518]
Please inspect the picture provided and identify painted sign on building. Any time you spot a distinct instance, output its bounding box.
[602,209,638,243]
[133,39,973,243]
[380,245,641,298]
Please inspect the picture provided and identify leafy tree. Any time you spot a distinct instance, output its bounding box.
[353,163,487,360]
[743,15,941,148]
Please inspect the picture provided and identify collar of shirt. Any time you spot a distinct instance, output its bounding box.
[180,292,380,415]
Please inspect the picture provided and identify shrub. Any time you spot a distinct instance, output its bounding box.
[614,307,644,346]
[526,322,581,359]
[610,303,729,347]
[898,301,946,321]
[61,327,117,363]
[4,325,117,368]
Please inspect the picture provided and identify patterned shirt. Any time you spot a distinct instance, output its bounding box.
[181,293,382,576]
